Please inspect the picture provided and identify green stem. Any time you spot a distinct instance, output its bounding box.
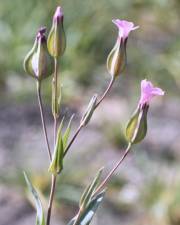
[72,207,83,225]
[95,76,115,108]
[93,143,132,196]
[46,58,59,225]
[54,58,58,120]
[46,175,57,225]
[46,75,115,224]
[63,76,115,157]
[63,124,83,157]
[36,81,52,161]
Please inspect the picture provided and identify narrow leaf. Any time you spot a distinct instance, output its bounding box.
[67,191,105,225]
[80,191,105,225]
[80,95,97,127]
[63,114,74,148]
[23,172,45,225]
[80,167,103,209]
[48,118,64,175]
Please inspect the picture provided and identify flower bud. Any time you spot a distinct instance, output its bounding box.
[24,27,54,81]
[126,104,148,144]
[47,6,66,58]
[107,38,127,77]
[80,94,98,127]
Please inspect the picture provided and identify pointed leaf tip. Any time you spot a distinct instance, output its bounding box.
[23,172,45,225]
[48,118,65,175]
[63,114,74,149]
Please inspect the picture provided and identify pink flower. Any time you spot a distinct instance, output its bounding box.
[53,6,63,23]
[139,79,165,107]
[112,19,139,41]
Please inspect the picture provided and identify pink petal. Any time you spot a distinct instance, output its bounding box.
[151,87,165,96]
[112,19,139,40]
[53,6,63,22]
[139,79,164,106]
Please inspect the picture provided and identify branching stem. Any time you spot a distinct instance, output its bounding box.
[63,76,115,157]
[46,74,115,225]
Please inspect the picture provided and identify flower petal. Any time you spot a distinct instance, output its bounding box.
[112,19,139,40]
[139,79,164,106]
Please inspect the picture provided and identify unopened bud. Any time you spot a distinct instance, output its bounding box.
[80,94,98,127]
[107,38,127,78]
[23,27,54,81]
[47,6,66,58]
[126,104,148,144]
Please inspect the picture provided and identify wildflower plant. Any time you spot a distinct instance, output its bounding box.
[23,6,164,225]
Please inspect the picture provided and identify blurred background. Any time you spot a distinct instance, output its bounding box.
[0,0,180,224]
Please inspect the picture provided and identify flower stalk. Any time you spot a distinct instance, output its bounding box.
[53,57,59,143]
[46,5,67,225]
[95,76,115,108]
[46,175,57,225]
[93,143,132,196]
[36,81,52,161]
[63,75,115,158]
[46,58,59,225]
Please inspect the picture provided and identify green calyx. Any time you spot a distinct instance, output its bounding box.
[126,104,148,144]
[107,38,127,78]
[47,20,66,58]
[24,37,54,81]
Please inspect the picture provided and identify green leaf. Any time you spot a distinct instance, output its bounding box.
[80,95,97,127]
[23,172,45,225]
[63,114,74,149]
[67,191,105,225]
[80,167,103,209]
[48,118,64,175]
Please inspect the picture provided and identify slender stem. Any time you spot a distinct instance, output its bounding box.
[46,58,59,225]
[95,76,115,108]
[36,81,52,161]
[93,143,132,196]
[63,76,115,158]
[54,57,58,119]
[53,117,57,147]
[63,124,83,157]
[46,175,57,225]
[46,75,115,224]
[72,143,132,225]
[72,207,83,225]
